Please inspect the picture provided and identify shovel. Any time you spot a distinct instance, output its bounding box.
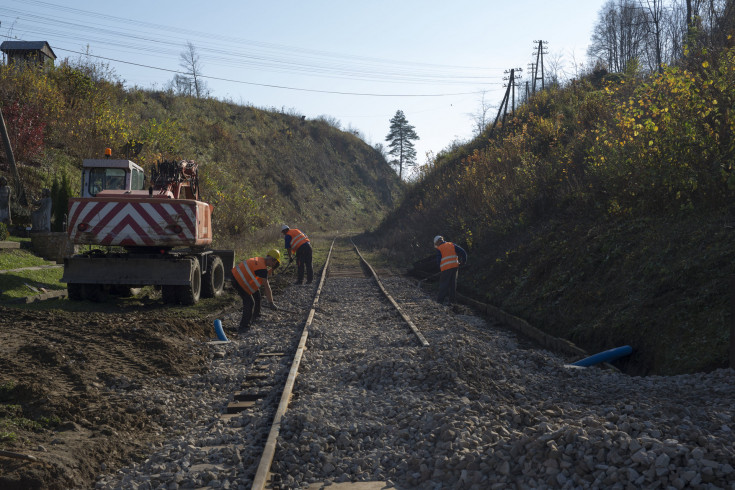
[417,271,441,289]
[417,264,465,289]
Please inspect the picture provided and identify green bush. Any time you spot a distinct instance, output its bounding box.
[51,172,73,232]
[0,222,7,241]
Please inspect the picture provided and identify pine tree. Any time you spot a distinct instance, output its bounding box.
[385,110,419,180]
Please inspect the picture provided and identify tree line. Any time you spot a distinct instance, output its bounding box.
[588,0,733,74]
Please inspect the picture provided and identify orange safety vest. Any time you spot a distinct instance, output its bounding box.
[438,242,460,271]
[232,257,267,295]
[286,229,310,252]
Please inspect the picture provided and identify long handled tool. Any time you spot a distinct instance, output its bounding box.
[417,264,465,289]
[417,271,441,289]
[275,257,295,275]
[264,302,300,315]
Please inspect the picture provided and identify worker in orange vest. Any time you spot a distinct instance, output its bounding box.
[230,249,281,333]
[281,225,313,284]
[434,235,467,305]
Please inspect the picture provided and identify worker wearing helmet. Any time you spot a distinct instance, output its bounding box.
[281,225,313,285]
[434,235,467,305]
[230,249,281,333]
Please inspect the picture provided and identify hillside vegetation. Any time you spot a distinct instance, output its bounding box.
[0,60,403,254]
[362,44,735,376]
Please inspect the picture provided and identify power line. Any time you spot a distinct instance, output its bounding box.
[0,2,505,86]
[57,47,487,98]
[19,0,499,71]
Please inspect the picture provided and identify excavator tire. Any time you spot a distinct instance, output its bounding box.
[162,285,178,304]
[201,255,224,298]
[176,258,201,305]
[82,283,107,302]
[67,283,83,301]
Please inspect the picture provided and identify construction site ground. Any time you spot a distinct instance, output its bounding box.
[0,291,234,490]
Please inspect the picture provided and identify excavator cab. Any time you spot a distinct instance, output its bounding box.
[81,159,145,197]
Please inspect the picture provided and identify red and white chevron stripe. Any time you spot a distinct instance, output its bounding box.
[67,198,212,247]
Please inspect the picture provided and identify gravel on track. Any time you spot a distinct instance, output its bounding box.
[94,272,735,489]
[274,276,735,489]
[8,256,732,489]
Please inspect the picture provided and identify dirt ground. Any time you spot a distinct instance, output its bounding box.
[0,293,236,489]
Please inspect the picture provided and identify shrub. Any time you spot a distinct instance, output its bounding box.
[0,222,8,241]
[50,172,73,232]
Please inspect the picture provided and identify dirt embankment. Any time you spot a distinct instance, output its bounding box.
[0,302,225,489]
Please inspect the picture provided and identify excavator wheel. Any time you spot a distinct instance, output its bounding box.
[67,283,83,301]
[82,283,107,302]
[175,258,202,305]
[201,255,225,298]
[162,285,178,304]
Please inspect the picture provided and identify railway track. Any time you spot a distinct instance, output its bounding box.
[97,236,435,488]
[224,236,430,488]
[97,236,735,489]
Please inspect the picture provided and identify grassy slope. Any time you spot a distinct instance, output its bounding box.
[2,63,404,299]
[363,52,735,376]
[366,185,734,377]
[467,211,735,376]
[129,92,403,234]
[1,64,403,242]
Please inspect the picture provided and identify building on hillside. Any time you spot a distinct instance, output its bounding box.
[0,41,57,68]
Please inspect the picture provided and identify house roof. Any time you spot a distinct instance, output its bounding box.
[0,41,56,59]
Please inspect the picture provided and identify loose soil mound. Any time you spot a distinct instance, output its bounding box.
[0,302,225,489]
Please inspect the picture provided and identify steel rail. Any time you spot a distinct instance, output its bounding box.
[251,238,336,490]
[351,239,429,347]
[252,237,428,487]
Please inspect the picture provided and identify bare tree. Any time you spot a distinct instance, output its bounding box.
[668,0,692,59]
[568,49,586,79]
[469,91,493,136]
[640,0,668,72]
[179,41,208,98]
[588,0,649,72]
[545,52,566,87]
[589,0,732,74]
[169,74,194,96]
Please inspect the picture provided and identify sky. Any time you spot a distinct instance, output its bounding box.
[0,0,608,178]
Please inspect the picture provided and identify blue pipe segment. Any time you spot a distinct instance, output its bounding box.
[571,345,632,367]
[214,319,229,342]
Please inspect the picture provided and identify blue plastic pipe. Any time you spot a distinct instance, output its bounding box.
[571,345,632,367]
[214,319,229,342]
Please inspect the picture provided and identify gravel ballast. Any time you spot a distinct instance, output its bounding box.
[97,274,735,489]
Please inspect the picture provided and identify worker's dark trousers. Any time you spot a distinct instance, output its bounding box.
[296,243,314,284]
[231,278,261,331]
[437,268,458,305]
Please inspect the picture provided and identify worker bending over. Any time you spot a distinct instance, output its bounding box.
[433,235,467,305]
[231,249,280,333]
[281,225,313,284]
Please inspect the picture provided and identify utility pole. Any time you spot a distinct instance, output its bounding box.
[532,40,548,93]
[527,62,535,95]
[489,76,511,137]
[489,68,522,137]
[503,68,523,115]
